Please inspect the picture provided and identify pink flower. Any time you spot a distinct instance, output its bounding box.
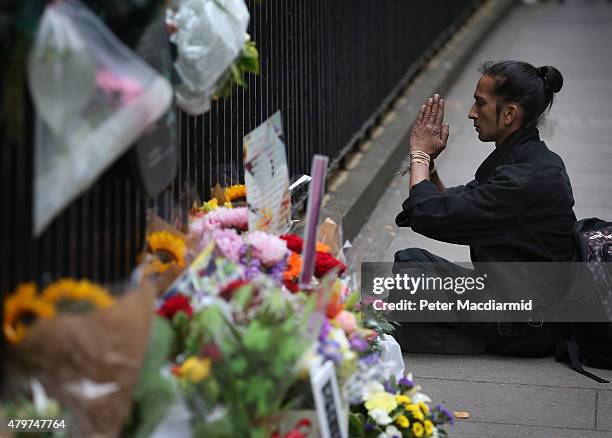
[212,228,245,262]
[96,69,143,105]
[246,231,288,267]
[335,310,357,334]
[190,207,248,239]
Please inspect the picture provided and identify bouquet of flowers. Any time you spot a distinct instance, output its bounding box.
[3,279,156,437]
[349,375,454,438]
[156,275,316,438]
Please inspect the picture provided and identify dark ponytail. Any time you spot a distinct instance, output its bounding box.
[480,61,563,128]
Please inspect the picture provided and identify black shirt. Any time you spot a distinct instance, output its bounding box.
[396,127,577,263]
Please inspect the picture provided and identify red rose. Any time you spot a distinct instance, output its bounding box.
[157,294,193,319]
[284,278,299,293]
[314,251,346,278]
[280,234,303,253]
[201,342,222,362]
[220,279,251,301]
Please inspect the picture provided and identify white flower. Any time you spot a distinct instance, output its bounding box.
[343,349,357,362]
[328,328,350,351]
[361,381,385,402]
[411,391,432,404]
[294,343,322,378]
[369,408,392,426]
[378,425,402,438]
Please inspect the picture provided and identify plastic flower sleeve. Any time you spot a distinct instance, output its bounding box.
[167,0,250,115]
[29,0,172,235]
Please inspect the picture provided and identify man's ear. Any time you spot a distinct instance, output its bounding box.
[503,103,520,126]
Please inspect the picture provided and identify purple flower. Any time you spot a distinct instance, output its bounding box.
[349,334,368,352]
[269,257,288,284]
[434,403,455,425]
[319,319,332,342]
[383,380,396,393]
[240,246,263,279]
[318,340,342,363]
[360,352,380,366]
[364,422,375,432]
[398,376,414,388]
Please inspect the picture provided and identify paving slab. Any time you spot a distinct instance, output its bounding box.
[415,377,596,430]
[597,390,612,432]
[404,353,612,390]
[448,421,612,438]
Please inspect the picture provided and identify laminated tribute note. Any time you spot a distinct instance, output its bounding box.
[243,112,292,234]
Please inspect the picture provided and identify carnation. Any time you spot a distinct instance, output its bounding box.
[314,251,347,278]
[280,234,303,253]
[190,207,248,238]
[246,231,288,267]
[157,294,193,319]
[212,228,245,262]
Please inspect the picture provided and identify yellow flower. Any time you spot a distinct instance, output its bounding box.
[147,231,187,270]
[424,419,434,436]
[42,279,114,310]
[412,421,425,437]
[179,357,212,383]
[364,391,398,413]
[4,283,55,344]
[395,394,411,405]
[202,198,219,212]
[395,415,410,428]
[224,184,246,202]
[406,404,425,421]
[419,401,430,415]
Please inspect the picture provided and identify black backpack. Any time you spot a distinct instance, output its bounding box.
[556,218,612,383]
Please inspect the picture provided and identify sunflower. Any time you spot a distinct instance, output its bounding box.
[147,231,187,270]
[4,283,55,344]
[41,278,114,312]
[223,184,246,202]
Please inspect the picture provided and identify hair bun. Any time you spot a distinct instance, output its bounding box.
[537,66,563,94]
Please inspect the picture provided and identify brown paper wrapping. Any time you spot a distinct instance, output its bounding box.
[318,217,342,257]
[13,284,156,437]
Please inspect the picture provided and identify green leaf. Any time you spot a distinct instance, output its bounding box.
[229,356,248,374]
[239,54,260,75]
[131,316,176,438]
[233,284,254,311]
[243,320,271,352]
[244,376,274,415]
[230,63,246,86]
[344,290,360,311]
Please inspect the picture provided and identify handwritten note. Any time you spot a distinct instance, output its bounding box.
[243,112,292,235]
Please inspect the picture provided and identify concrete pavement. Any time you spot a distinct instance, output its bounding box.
[349,1,612,436]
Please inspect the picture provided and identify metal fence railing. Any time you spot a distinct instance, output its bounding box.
[0,0,480,294]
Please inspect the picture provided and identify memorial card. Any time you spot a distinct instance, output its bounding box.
[243,111,292,234]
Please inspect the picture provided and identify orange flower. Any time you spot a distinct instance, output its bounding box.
[284,251,303,281]
[316,242,331,253]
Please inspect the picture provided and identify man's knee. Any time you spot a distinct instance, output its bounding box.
[394,247,433,263]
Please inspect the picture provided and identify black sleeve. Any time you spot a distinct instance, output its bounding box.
[395,175,522,245]
[444,179,479,195]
